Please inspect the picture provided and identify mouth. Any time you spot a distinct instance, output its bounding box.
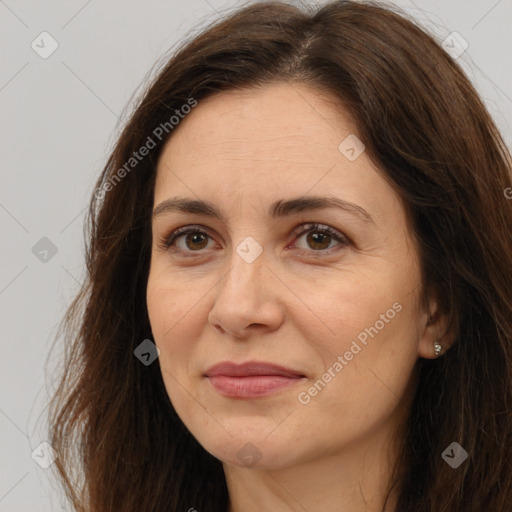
[204,361,306,398]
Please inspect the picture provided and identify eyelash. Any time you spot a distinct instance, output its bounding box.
[157,223,350,258]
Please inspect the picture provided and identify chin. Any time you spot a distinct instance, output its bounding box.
[196,430,303,470]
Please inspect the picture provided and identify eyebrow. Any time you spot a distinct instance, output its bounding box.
[153,195,375,225]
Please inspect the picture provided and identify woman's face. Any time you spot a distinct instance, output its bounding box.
[146,82,434,470]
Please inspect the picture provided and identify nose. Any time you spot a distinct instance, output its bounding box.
[208,246,284,338]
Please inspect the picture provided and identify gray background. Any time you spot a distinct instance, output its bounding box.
[1,0,511,510]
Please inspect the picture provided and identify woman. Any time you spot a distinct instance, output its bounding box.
[49,1,512,510]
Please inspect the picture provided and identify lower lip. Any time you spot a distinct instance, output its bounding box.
[206,375,304,398]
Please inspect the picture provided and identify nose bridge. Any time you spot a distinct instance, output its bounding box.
[221,236,266,296]
[208,233,273,329]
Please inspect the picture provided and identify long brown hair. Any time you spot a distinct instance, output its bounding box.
[48,1,512,510]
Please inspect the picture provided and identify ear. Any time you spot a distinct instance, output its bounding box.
[418,286,458,359]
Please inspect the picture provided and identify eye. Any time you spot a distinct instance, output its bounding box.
[158,225,216,255]
[288,223,350,255]
[157,222,350,257]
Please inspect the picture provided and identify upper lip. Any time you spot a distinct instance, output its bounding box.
[204,361,305,378]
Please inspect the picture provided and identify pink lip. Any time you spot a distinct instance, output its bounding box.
[204,361,306,398]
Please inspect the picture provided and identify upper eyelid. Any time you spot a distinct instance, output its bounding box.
[167,222,343,238]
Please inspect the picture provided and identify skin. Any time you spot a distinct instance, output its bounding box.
[146,82,454,512]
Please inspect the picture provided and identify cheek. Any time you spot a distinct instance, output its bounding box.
[147,267,203,338]
[289,264,421,406]
[146,271,208,376]
[283,266,408,354]
[146,272,210,419]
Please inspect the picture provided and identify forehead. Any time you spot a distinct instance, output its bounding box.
[158,82,355,168]
[153,82,397,220]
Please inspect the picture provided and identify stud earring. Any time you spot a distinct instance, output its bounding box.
[433,339,442,357]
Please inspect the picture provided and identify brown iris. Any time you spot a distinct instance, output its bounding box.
[185,232,209,250]
[307,231,331,250]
